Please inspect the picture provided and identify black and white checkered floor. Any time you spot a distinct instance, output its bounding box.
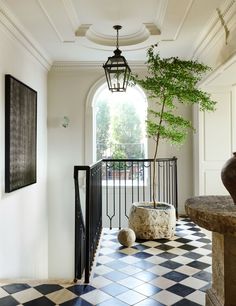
[0,218,212,305]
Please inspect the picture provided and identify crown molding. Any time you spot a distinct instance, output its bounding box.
[192,0,236,59]
[51,60,146,72]
[199,49,236,88]
[0,0,52,70]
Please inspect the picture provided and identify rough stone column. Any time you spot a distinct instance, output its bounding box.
[185,195,236,306]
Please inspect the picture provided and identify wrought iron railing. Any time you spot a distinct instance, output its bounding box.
[74,161,102,283]
[102,157,178,228]
[74,157,177,282]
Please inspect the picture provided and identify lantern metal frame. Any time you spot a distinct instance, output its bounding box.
[103,25,131,92]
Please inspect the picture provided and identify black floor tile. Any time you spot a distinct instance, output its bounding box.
[132,244,149,251]
[2,283,30,294]
[187,261,210,270]
[184,223,197,227]
[156,239,171,243]
[34,284,63,295]
[159,260,182,270]
[202,244,212,250]
[0,296,18,306]
[182,252,203,260]
[172,299,201,306]
[158,252,178,260]
[167,283,195,297]
[163,271,188,282]
[67,285,96,295]
[23,296,56,306]
[179,245,197,251]
[193,271,212,282]
[197,238,211,244]
[155,245,174,251]
[133,252,152,259]
[188,227,201,232]
[175,238,191,244]
[60,297,93,305]
[192,233,206,237]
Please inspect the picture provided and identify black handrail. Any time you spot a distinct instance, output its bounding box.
[74,157,178,283]
[74,161,102,283]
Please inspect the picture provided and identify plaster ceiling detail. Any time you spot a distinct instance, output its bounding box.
[76,23,161,47]
[193,0,236,59]
[0,0,228,63]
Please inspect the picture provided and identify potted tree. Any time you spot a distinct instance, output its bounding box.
[128,44,216,239]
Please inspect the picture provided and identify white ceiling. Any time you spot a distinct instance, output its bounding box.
[2,0,226,64]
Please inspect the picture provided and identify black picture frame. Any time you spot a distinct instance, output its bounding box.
[5,75,37,192]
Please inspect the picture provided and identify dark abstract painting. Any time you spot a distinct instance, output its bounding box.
[5,75,37,192]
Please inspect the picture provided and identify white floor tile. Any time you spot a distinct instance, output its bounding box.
[152,290,182,305]
[175,265,200,276]
[12,288,43,304]
[47,289,77,304]
[186,290,206,305]
[180,277,208,289]
[116,290,146,305]
[81,289,111,304]
[91,276,113,288]
[149,277,176,289]
[147,265,171,276]
[117,276,144,289]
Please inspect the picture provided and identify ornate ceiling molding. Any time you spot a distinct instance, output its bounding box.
[75,23,160,47]
[0,1,51,70]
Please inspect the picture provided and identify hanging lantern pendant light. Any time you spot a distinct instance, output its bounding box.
[103,25,131,92]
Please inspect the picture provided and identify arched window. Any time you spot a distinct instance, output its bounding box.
[93,83,147,162]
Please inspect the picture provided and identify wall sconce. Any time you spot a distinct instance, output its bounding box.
[61,116,70,128]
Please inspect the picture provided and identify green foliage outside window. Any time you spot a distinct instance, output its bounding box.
[96,97,145,160]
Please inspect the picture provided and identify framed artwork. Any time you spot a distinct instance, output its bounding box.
[5,75,37,192]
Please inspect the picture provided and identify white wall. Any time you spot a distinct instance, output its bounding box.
[47,68,102,278]
[0,21,48,278]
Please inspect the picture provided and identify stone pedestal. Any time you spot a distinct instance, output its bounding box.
[129,202,176,240]
[185,195,236,306]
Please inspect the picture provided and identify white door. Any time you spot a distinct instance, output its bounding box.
[194,85,236,196]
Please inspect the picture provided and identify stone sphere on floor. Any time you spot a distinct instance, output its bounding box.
[118,228,136,247]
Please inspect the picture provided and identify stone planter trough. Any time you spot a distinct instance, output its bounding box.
[128,202,176,240]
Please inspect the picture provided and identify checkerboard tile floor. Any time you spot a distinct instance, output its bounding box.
[0,218,212,305]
